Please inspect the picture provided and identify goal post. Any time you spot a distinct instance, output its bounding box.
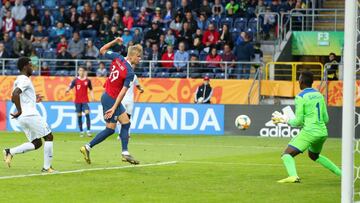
[341,0,358,202]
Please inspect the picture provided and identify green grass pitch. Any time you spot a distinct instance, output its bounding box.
[0,132,342,203]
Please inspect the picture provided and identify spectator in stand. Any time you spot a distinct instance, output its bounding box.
[106,25,119,43]
[87,12,100,35]
[41,9,54,28]
[13,31,32,57]
[253,42,263,70]
[234,32,254,79]
[2,33,13,57]
[326,52,339,80]
[206,47,222,72]
[152,7,164,24]
[183,11,198,34]
[74,16,87,34]
[121,28,133,46]
[189,54,201,74]
[178,22,193,49]
[212,0,224,18]
[194,76,213,104]
[30,48,39,70]
[55,6,66,23]
[161,45,175,70]
[84,40,99,59]
[24,5,40,26]
[270,0,281,13]
[263,7,276,40]
[112,13,125,32]
[147,43,161,70]
[33,25,48,49]
[55,21,66,38]
[40,62,51,76]
[96,62,107,77]
[11,0,26,26]
[67,32,84,59]
[122,10,134,30]
[144,21,163,44]
[143,0,157,13]
[218,24,233,49]
[81,2,92,22]
[199,0,212,17]
[197,13,209,31]
[191,37,204,53]
[202,23,220,49]
[282,0,296,12]
[132,28,143,44]
[0,42,10,58]
[174,42,189,72]
[135,7,149,28]
[44,0,56,8]
[0,1,12,18]
[165,29,175,46]
[221,44,236,73]
[193,29,203,41]
[2,11,16,38]
[107,0,123,19]
[177,0,190,16]
[235,31,246,46]
[95,3,105,20]
[225,0,239,18]
[296,0,307,9]
[56,46,73,71]
[159,34,167,54]
[66,5,79,27]
[255,0,266,16]
[23,23,33,41]
[169,14,183,37]
[99,15,112,41]
[56,36,67,53]
[238,0,248,17]
[162,1,174,25]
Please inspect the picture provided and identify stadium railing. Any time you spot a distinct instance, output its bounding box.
[264,61,324,81]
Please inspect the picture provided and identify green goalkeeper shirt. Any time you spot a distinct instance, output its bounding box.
[288,88,329,136]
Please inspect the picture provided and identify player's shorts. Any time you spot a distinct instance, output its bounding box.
[17,115,52,142]
[75,103,90,113]
[122,101,134,115]
[288,130,327,153]
[101,92,126,123]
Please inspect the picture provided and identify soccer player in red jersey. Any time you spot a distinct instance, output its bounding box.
[80,37,142,165]
[65,66,94,137]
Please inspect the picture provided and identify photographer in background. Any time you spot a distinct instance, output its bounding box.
[194,76,213,104]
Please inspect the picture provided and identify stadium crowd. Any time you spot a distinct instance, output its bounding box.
[0,0,307,79]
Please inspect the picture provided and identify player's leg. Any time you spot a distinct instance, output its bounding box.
[278,131,310,183]
[84,103,91,137]
[308,137,341,176]
[41,133,56,173]
[80,93,117,164]
[76,103,84,137]
[118,107,139,165]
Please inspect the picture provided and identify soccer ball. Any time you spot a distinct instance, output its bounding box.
[235,115,251,130]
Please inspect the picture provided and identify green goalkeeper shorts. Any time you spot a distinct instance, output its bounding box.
[288,130,327,153]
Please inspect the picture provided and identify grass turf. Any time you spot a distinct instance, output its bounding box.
[0,132,343,203]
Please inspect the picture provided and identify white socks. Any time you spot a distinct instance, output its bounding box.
[43,141,53,169]
[122,151,130,156]
[9,142,35,155]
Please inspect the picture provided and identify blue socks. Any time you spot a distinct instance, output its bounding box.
[89,128,115,148]
[77,115,83,132]
[119,123,130,152]
[85,114,91,131]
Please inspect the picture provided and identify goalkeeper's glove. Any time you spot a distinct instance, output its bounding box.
[271,111,289,124]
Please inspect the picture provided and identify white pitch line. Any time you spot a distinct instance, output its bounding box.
[180,161,326,168]
[0,161,177,180]
[133,142,281,150]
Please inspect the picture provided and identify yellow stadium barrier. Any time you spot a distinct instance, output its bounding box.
[265,62,324,81]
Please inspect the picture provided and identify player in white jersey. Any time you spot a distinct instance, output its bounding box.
[117,74,143,140]
[3,57,56,173]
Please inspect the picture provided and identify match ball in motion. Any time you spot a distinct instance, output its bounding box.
[235,115,251,130]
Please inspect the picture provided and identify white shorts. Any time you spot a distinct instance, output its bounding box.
[122,102,134,116]
[17,115,52,142]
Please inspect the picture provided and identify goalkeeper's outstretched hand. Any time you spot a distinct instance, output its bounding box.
[271,111,289,124]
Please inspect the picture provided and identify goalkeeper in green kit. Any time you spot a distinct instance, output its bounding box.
[272,71,341,183]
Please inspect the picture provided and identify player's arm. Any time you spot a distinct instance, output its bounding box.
[321,100,329,124]
[194,87,199,103]
[99,37,123,56]
[202,87,213,103]
[65,79,76,94]
[288,96,304,127]
[88,79,94,101]
[11,88,22,118]
[134,76,144,93]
